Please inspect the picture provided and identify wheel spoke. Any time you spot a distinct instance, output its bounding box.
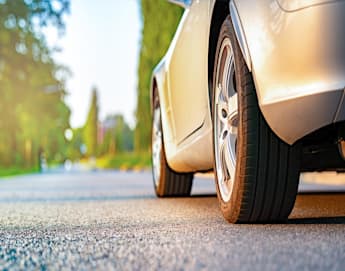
[228,93,238,136]
[227,93,238,119]
[219,127,230,182]
[219,122,235,182]
[218,83,229,102]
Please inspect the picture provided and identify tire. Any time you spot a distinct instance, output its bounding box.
[212,16,301,223]
[151,89,193,197]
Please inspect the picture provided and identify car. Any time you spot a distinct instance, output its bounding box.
[150,0,345,223]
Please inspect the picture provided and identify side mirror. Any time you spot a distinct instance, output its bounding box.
[168,0,192,8]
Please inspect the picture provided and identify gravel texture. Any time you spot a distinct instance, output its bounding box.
[0,171,344,270]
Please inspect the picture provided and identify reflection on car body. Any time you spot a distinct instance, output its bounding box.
[151,0,345,223]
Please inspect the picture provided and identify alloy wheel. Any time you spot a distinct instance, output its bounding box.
[214,37,238,202]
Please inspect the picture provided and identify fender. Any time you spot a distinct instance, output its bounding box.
[229,1,252,71]
[227,0,345,144]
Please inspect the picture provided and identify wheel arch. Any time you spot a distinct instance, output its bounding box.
[208,0,229,108]
[150,59,166,114]
[150,76,158,114]
[208,0,252,106]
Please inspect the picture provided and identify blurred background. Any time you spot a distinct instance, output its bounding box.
[0,0,183,176]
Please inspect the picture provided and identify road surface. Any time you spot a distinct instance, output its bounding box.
[0,170,344,270]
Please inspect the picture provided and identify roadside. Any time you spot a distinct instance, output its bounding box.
[2,154,344,190]
[0,167,38,178]
[96,152,151,172]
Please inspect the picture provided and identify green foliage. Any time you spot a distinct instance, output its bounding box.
[66,127,84,161]
[98,114,134,156]
[83,87,99,157]
[0,167,38,178]
[97,152,151,170]
[135,0,183,151]
[0,0,70,168]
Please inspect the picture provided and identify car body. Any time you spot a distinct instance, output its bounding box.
[150,0,345,223]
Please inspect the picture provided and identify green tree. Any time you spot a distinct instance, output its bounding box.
[83,87,99,157]
[98,114,134,156]
[0,0,70,168]
[113,115,133,153]
[135,0,183,151]
[66,127,84,161]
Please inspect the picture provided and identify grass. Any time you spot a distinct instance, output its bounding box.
[97,152,151,171]
[0,167,38,178]
[0,153,152,177]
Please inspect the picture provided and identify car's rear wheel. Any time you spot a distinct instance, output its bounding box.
[212,16,301,223]
[152,89,193,197]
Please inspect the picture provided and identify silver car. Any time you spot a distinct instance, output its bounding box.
[151,0,345,223]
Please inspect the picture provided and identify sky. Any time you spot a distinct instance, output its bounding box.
[45,0,142,128]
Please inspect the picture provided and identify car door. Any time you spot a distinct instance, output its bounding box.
[166,0,211,144]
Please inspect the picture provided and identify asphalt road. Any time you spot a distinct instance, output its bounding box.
[0,170,344,270]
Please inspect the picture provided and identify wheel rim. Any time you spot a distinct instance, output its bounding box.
[214,37,238,202]
[152,105,162,186]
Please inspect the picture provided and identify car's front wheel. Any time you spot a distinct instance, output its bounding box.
[151,89,193,197]
[212,16,301,223]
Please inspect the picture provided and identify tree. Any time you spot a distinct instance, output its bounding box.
[135,0,183,152]
[83,87,99,157]
[0,0,70,168]
[113,115,133,153]
[98,114,134,156]
[66,127,84,161]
